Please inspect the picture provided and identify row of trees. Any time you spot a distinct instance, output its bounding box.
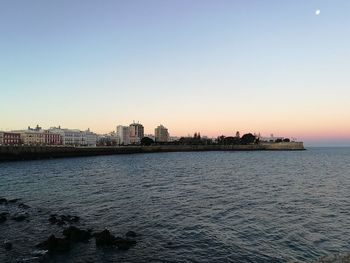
[140,133,292,146]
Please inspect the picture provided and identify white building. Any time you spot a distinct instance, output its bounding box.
[82,129,97,147]
[116,125,130,145]
[97,132,118,146]
[49,127,97,146]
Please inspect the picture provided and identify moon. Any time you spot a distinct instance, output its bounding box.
[315,9,321,15]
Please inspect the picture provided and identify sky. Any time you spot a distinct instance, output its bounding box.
[0,0,349,146]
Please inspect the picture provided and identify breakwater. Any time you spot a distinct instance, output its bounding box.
[0,142,304,161]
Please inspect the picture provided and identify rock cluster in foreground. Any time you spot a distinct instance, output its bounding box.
[1,196,139,262]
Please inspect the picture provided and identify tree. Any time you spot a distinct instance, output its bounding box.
[223,136,240,145]
[283,138,290,142]
[216,135,226,144]
[241,133,256,144]
[141,137,154,146]
[275,138,283,143]
[235,131,240,138]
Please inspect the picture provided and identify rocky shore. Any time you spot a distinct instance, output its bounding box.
[0,197,139,262]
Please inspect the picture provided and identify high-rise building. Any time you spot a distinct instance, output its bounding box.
[116,125,130,145]
[155,124,169,142]
[129,122,144,144]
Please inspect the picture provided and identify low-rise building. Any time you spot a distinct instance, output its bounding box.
[49,127,97,146]
[82,129,97,147]
[17,125,61,146]
[260,135,284,142]
[155,124,169,142]
[97,132,118,146]
[1,132,22,145]
[169,136,180,142]
[21,130,45,145]
[44,130,62,145]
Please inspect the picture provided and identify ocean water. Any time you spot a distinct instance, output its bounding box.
[1,147,350,263]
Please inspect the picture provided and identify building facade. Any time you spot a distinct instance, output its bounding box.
[129,122,144,144]
[116,125,130,145]
[155,125,169,142]
[21,130,45,145]
[1,132,21,145]
[49,127,97,146]
[82,129,97,147]
[44,131,62,145]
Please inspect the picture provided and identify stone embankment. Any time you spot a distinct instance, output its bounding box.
[0,142,304,161]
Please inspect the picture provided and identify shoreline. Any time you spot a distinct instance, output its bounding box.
[0,142,304,161]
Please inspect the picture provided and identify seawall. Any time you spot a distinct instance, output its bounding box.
[0,142,304,161]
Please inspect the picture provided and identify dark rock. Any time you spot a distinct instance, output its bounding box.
[49,214,79,226]
[0,198,8,204]
[63,226,92,243]
[3,241,12,250]
[115,237,137,250]
[94,229,117,247]
[125,231,138,238]
[18,203,30,209]
[31,249,49,261]
[11,213,29,222]
[8,198,20,203]
[94,229,137,250]
[61,214,80,223]
[56,219,66,226]
[32,249,48,256]
[70,215,80,223]
[49,215,58,224]
[60,215,69,221]
[0,213,7,223]
[36,235,71,252]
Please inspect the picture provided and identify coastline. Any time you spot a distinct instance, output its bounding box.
[0,142,304,161]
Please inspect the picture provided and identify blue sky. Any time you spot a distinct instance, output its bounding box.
[1,1,350,146]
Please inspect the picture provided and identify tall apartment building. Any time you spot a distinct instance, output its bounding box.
[116,125,130,145]
[155,124,169,142]
[129,122,144,144]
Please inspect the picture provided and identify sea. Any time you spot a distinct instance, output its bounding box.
[1,147,350,263]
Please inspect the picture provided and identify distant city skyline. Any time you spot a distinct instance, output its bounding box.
[1,1,349,147]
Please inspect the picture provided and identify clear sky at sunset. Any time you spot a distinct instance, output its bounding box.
[0,0,349,146]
